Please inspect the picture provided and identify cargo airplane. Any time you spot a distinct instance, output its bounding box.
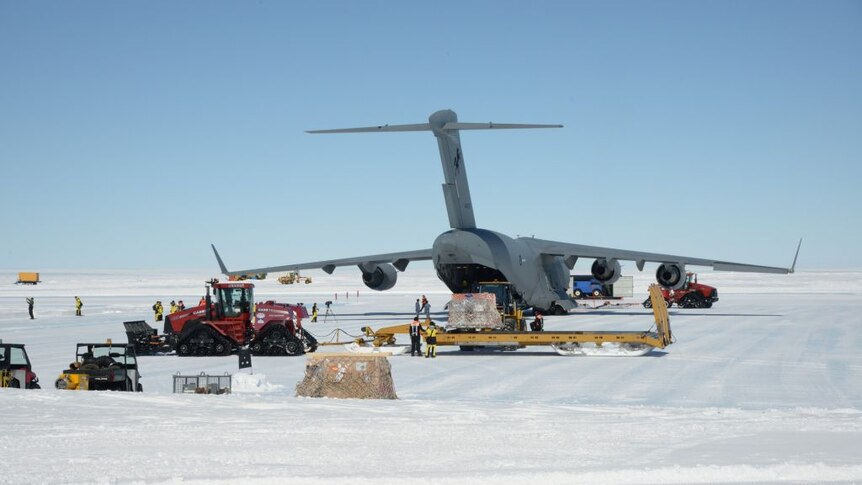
[213,109,800,313]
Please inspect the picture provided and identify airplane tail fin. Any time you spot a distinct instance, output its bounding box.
[308,110,562,230]
[211,244,230,275]
[790,238,802,273]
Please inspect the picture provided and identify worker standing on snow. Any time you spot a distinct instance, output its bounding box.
[198,296,206,307]
[311,303,318,323]
[153,301,164,321]
[26,297,34,319]
[530,311,544,331]
[415,298,421,318]
[421,295,430,321]
[409,316,423,356]
[178,300,185,311]
[169,300,178,314]
[424,321,438,358]
[75,296,83,316]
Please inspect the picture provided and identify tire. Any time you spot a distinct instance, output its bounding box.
[573,289,583,298]
[28,382,41,390]
[9,378,20,389]
[177,342,191,356]
[250,340,264,354]
[666,300,673,308]
[591,289,602,297]
[55,378,67,389]
[703,301,713,309]
[214,341,228,355]
[642,298,652,309]
[285,339,302,355]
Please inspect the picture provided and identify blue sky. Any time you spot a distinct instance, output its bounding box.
[1,0,860,270]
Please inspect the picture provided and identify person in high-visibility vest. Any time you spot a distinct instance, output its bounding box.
[153,300,164,321]
[75,296,83,316]
[311,303,318,323]
[424,321,438,358]
[169,300,179,314]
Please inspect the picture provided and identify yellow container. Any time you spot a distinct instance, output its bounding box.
[17,272,40,284]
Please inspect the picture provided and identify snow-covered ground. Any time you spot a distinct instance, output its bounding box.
[1,267,861,484]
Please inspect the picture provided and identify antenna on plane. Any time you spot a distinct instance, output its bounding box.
[308,109,563,230]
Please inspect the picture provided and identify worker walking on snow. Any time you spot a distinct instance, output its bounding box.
[424,321,438,358]
[75,296,83,316]
[177,300,185,311]
[26,297,34,319]
[153,300,164,321]
[409,316,423,356]
[311,303,318,323]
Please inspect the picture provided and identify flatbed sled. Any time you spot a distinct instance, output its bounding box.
[356,285,673,356]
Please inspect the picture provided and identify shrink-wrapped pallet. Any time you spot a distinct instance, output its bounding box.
[446,293,502,330]
[295,353,397,400]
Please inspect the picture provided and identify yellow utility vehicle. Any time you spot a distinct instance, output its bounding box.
[55,341,142,391]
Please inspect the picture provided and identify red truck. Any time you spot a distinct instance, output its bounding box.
[642,272,718,309]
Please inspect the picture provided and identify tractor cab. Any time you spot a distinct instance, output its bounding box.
[213,282,254,319]
[683,272,697,289]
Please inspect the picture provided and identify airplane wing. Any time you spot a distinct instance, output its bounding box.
[524,238,802,274]
[211,244,433,276]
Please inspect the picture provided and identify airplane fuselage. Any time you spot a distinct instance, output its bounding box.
[432,228,574,312]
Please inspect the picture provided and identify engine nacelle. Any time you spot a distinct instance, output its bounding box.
[591,258,621,284]
[655,263,686,290]
[361,263,398,291]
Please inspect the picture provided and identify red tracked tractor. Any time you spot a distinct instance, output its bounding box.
[643,272,718,309]
[130,279,317,357]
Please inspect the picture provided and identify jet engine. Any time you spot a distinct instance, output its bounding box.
[361,263,398,291]
[655,263,686,290]
[591,258,621,284]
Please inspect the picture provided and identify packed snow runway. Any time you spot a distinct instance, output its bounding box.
[1,268,861,484]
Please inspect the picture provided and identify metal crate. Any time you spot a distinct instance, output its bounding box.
[173,372,232,394]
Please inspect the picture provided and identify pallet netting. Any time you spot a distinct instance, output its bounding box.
[173,372,232,394]
[446,293,502,330]
[295,353,397,399]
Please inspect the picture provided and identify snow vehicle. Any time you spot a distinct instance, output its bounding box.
[642,272,718,309]
[55,342,142,392]
[162,279,316,356]
[0,342,40,389]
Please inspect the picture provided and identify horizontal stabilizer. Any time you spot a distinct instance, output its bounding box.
[442,122,562,130]
[307,123,431,134]
[308,121,563,134]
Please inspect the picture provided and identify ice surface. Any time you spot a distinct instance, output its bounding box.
[1,268,861,484]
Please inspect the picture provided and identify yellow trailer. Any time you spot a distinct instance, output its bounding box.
[357,285,673,356]
[16,272,40,285]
